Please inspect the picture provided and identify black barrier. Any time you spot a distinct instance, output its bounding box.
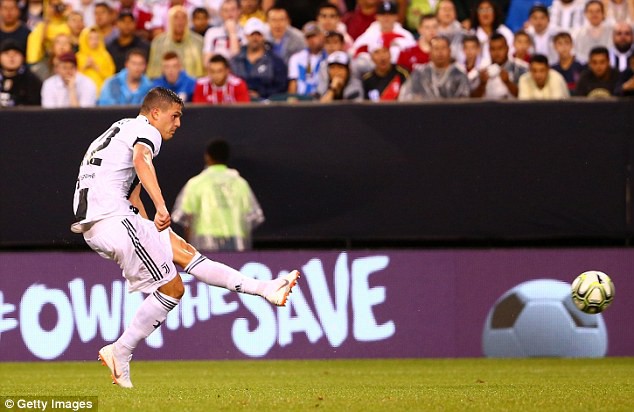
[1,100,633,248]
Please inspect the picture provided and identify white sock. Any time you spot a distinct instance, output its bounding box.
[116,290,179,357]
[184,253,266,296]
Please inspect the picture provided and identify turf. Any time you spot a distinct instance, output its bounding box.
[1,358,633,411]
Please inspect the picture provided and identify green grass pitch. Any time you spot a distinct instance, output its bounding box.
[1,358,633,411]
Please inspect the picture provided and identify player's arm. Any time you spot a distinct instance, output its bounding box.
[132,143,171,231]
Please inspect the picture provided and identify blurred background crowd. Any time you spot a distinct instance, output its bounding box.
[0,0,632,107]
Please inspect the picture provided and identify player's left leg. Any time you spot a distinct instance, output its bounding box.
[169,230,300,306]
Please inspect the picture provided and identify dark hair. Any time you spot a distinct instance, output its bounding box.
[589,46,609,59]
[266,5,289,18]
[141,87,184,113]
[325,31,344,42]
[206,139,230,164]
[489,32,508,45]
[125,48,148,62]
[430,35,451,47]
[470,0,502,31]
[585,0,604,13]
[553,31,572,43]
[529,4,549,17]
[193,7,209,17]
[209,53,229,66]
[317,2,340,16]
[530,54,549,66]
[462,34,480,46]
[162,51,179,61]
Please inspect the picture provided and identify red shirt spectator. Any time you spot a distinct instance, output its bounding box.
[397,46,430,72]
[342,0,377,40]
[193,73,250,104]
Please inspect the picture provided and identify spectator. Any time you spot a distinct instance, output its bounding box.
[436,0,464,59]
[549,0,585,34]
[24,0,44,31]
[512,29,531,63]
[609,21,633,72]
[616,53,634,96]
[230,17,287,100]
[573,0,613,64]
[152,51,196,102]
[148,0,195,38]
[66,10,85,52]
[0,38,41,106]
[362,38,409,100]
[469,0,514,62]
[203,0,243,61]
[575,46,620,96]
[66,0,95,29]
[268,0,339,30]
[193,53,250,103]
[76,26,115,94]
[603,0,634,24]
[399,35,470,100]
[342,0,379,40]
[471,32,526,98]
[29,32,73,80]
[266,6,306,64]
[0,0,31,52]
[106,12,150,73]
[458,34,483,90]
[397,14,437,72]
[551,31,584,91]
[318,50,364,101]
[97,48,152,105]
[287,21,327,97]
[239,0,266,26]
[324,30,346,55]
[191,7,211,37]
[525,4,557,63]
[352,0,416,75]
[41,51,96,107]
[147,5,204,79]
[171,139,264,252]
[93,2,118,45]
[518,54,570,99]
[316,2,354,49]
[115,0,153,40]
[26,0,71,68]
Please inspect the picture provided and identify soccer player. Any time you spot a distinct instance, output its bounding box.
[71,87,300,388]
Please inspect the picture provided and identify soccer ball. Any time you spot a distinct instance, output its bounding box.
[571,271,615,314]
[482,279,608,357]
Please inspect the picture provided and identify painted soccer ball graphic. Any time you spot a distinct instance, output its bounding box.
[482,279,607,357]
[571,271,615,314]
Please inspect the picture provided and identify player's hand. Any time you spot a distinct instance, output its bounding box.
[154,205,171,231]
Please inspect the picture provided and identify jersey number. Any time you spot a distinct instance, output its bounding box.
[85,126,120,166]
[75,126,121,220]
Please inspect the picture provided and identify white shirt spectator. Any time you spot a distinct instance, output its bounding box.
[549,0,586,33]
[41,72,97,108]
[518,69,570,99]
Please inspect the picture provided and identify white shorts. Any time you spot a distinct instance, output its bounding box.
[83,215,178,293]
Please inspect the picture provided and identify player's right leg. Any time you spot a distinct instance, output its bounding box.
[85,215,183,388]
[168,229,300,306]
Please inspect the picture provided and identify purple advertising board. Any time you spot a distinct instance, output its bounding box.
[0,249,632,361]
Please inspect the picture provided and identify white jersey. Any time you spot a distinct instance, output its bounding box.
[72,115,162,232]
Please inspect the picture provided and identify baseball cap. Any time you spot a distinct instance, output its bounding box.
[0,39,25,56]
[302,21,321,37]
[244,17,267,35]
[57,52,77,65]
[327,51,349,66]
[376,1,398,15]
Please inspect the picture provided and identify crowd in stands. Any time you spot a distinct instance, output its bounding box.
[1,0,633,107]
